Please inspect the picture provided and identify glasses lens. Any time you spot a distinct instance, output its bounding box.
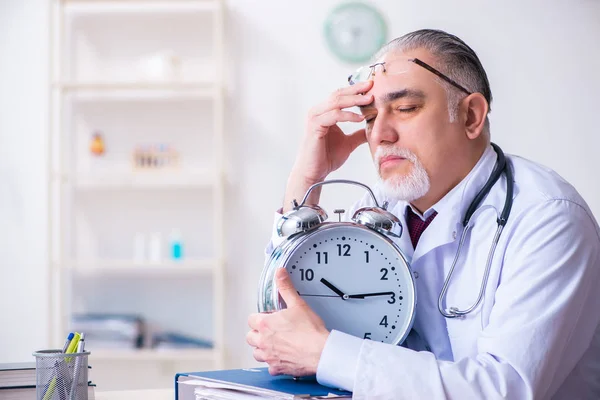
[348,66,372,85]
[348,59,422,86]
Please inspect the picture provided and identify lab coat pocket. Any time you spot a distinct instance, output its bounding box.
[446,316,481,360]
[443,266,485,359]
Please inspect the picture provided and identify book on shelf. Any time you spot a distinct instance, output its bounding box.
[71,313,145,349]
[152,332,213,350]
[71,314,213,352]
[175,367,351,400]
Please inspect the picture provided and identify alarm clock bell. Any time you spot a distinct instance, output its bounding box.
[277,179,402,239]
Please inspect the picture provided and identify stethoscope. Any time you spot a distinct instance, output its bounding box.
[438,143,514,318]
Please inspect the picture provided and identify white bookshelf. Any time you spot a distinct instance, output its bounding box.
[93,348,216,362]
[64,170,216,189]
[62,1,219,15]
[48,0,226,391]
[63,258,217,275]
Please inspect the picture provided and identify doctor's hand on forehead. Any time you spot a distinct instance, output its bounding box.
[282,80,374,213]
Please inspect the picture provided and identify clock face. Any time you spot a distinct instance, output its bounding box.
[284,224,415,345]
[324,2,387,63]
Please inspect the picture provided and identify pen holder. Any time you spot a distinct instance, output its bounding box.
[33,349,90,400]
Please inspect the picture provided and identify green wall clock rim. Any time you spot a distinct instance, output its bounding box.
[323,1,388,64]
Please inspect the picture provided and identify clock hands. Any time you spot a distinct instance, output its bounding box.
[297,293,340,298]
[320,278,349,300]
[347,291,395,299]
[316,278,396,301]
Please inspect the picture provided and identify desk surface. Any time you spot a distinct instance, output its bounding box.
[96,389,173,400]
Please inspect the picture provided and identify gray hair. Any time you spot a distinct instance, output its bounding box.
[375,29,492,134]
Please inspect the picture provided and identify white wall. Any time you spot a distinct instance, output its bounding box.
[1,0,599,377]
[0,0,49,360]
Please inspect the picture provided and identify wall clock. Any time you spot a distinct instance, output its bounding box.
[323,2,387,64]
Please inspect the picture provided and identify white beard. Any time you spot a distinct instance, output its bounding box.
[374,147,431,202]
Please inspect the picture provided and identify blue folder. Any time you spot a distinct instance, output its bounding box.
[175,367,351,399]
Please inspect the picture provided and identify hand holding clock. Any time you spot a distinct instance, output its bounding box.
[247,268,330,377]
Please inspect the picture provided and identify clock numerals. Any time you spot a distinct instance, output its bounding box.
[337,244,351,257]
[380,268,388,280]
[316,251,329,264]
[387,292,396,304]
[364,251,369,263]
[363,332,372,340]
[299,268,314,281]
[379,315,388,328]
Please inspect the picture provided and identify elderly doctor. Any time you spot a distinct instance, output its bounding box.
[246,29,600,399]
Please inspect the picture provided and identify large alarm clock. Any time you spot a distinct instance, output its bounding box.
[258,180,416,345]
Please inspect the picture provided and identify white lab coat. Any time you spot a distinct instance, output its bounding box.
[266,145,600,399]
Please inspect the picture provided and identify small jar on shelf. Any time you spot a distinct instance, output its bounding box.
[132,144,180,171]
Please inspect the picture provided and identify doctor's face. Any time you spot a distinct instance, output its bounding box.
[360,49,470,208]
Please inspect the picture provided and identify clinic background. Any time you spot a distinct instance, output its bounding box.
[0,0,599,392]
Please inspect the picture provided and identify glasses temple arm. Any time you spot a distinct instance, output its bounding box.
[410,58,472,96]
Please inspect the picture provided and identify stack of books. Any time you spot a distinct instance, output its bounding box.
[0,362,35,398]
[0,362,96,400]
[175,367,351,400]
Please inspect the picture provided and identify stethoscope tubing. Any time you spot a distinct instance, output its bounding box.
[437,144,513,318]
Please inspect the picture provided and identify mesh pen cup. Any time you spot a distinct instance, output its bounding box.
[33,349,90,400]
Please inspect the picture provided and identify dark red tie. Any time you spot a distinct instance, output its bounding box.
[406,207,438,248]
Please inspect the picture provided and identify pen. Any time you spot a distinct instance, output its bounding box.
[69,333,86,400]
[62,333,74,354]
[56,333,74,400]
[77,333,85,352]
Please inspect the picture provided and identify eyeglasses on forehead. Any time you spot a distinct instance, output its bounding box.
[347,58,472,96]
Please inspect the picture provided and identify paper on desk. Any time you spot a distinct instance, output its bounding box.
[195,386,267,400]
[181,379,281,398]
[182,379,350,400]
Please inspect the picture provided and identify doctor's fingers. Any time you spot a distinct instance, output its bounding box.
[247,312,268,331]
[310,92,373,117]
[252,347,267,363]
[309,110,365,133]
[252,350,287,376]
[246,329,262,348]
[275,268,306,308]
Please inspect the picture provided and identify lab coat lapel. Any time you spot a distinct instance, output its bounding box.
[412,211,461,262]
[412,145,499,262]
[390,200,415,262]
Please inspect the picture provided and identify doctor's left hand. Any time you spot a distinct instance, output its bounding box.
[247,268,330,376]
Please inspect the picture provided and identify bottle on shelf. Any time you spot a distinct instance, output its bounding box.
[149,232,163,263]
[132,144,180,171]
[170,229,184,261]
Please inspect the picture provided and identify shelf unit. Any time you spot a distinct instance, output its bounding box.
[48,0,225,390]
[62,258,216,276]
[93,348,216,362]
[60,169,216,189]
